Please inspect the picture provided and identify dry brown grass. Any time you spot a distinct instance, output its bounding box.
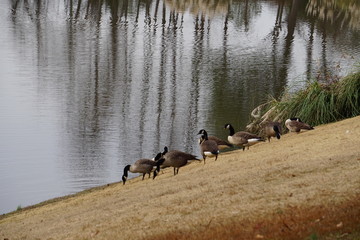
[147,195,360,240]
[0,116,360,240]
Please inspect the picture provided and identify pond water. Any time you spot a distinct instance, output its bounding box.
[0,0,359,214]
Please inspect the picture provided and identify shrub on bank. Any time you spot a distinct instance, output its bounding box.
[247,71,360,133]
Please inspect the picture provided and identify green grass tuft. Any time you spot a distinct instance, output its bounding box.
[248,69,360,132]
[308,233,319,240]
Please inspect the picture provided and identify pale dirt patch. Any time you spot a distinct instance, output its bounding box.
[1,116,359,240]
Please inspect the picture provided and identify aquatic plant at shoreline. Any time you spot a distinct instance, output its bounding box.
[246,70,360,133]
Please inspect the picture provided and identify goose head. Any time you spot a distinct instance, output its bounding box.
[224,123,235,136]
[289,117,302,122]
[122,165,131,185]
[197,129,209,140]
[198,134,206,144]
[162,146,168,155]
[197,129,207,135]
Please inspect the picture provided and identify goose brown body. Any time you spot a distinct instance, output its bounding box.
[264,121,282,142]
[197,129,220,164]
[224,124,264,150]
[122,159,163,184]
[197,129,232,150]
[285,118,314,132]
[160,149,199,175]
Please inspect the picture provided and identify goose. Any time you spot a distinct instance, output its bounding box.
[122,158,164,185]
[285,118,314,132]
[224,123,264,150]
[197,129,233,150]
[264,121,282,142]
[152,146,169,174]
[197,129,220,164]
[159,147,200,175]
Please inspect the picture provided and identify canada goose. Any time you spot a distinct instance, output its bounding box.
[197,129,233,149]
[285,118,314,132]
[159,147,200,175]
[224,123,264,150]
[264,121,282,142]
[122,158,164,185]
[197,129,219,164]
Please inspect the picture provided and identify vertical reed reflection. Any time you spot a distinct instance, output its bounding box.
[277,0,302,92]
[8,0,360,163]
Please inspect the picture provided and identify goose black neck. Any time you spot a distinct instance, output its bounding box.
[122,165,130,184]
[228,125,235,136]
[202,130,209,139]
[123,165,130,178]
[154,152,162,161]
[199,135,207,144]
[156,158,165,167]
[154,160,164,179]
[273,125,279,133]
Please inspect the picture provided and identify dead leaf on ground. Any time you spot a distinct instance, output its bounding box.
[336,222,343,228]
[255,234,265,239]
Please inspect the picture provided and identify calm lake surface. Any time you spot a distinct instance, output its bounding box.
[0,0,359,214]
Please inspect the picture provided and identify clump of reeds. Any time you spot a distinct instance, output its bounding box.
[336,72,360,118]
[246,70,360,133]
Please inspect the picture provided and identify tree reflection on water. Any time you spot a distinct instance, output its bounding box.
[307,0,360,30]
[2,0,359,214]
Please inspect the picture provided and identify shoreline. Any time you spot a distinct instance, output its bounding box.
[0,180,119,219]
[1,116,359,239]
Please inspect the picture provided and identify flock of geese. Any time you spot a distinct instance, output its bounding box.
[121,118,314,184]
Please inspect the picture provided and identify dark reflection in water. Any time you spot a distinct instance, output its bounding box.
[0,0,359,213]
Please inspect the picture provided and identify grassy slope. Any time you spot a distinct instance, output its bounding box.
[1,116,360,240]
